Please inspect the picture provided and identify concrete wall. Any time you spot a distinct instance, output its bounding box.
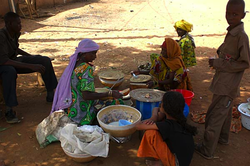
[0,0,77,17]
[0,0,15,17]
[36,0,76,9]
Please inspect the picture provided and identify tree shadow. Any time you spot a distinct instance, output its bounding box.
[1,43,250,166]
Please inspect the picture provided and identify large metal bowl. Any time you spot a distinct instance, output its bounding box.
[99,77,124,88]
[97,105,141,137]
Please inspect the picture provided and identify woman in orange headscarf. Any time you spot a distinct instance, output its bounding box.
[148,38,192,91]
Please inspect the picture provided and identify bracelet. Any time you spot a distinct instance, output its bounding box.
[108,90,112,97]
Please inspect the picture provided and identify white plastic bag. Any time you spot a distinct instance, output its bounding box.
[35,110,73,147]
[60,124,109,157]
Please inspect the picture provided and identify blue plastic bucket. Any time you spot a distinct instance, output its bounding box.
[183,103,189,118]
[135,100,160,120]
[136,100,189,120]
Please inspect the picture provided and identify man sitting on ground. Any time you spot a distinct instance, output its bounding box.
[0,12,58,124]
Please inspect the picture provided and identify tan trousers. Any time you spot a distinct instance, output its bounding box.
[202,94,233,156]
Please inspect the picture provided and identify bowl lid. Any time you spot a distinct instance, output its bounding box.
[130,88,165,102]
[130,74,152,83]
[98,70,125,80]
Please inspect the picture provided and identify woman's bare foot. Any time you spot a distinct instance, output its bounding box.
[145,159,163,166]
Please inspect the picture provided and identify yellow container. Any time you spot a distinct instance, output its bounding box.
[97,105,141,137]
[99,77,124,88]
[130,83,148,90]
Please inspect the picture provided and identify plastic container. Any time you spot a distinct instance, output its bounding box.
[130,83,148,90]
[135,100,160,120]
[238,103,250,130]
[171,89,194,106]
[99,77,124,88]
[97,105,141,137]
[63,148,96,163]
[119,119,132,126]
[247,98,250,110]
[136,101,189,119]
[130,89,165,120]
[183,103,189,118]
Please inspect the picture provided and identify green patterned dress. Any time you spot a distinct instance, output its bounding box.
[68,62,96,125]
[178,34,197,67]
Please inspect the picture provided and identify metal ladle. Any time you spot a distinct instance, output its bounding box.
[131,72,138,79]
[109,77,123,91]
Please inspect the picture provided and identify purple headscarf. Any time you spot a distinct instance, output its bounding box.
[51,39,99,113]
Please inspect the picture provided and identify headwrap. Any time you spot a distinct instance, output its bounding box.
[174,19,193,32]
[51,39,99,113]
[161,38,185,71]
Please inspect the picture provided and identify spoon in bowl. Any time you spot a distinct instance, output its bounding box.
[131,71,138,79]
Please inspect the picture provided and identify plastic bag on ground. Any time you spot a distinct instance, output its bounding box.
[60,124,109,157]
[35,110,74,148]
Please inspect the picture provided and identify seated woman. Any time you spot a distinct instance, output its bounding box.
[174,19,196,69]
[51,39,123,125]
[135,38,192,91]
[136,91,197,166]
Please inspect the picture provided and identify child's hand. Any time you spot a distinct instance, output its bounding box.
[209,58,215,67]
[142,119,155,125]
[135,121,157,130]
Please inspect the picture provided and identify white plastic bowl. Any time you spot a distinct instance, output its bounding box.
[97,105,141,137]
[238,103,250,130]
[62,148,96,163]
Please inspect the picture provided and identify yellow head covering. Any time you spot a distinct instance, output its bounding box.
[174,19,193,32]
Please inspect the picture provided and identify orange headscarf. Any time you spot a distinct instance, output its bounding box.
[161,38,185,71]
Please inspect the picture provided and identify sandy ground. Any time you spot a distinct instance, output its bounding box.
[1,0,250,165]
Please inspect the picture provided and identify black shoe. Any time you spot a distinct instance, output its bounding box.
[5,110,20,124]
[46,91,54,102]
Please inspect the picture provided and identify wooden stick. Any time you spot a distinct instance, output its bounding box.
[25,0,33,19]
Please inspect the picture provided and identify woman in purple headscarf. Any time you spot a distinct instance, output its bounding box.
[51,39,123,125]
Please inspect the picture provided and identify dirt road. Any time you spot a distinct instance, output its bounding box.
[1,0,250,165]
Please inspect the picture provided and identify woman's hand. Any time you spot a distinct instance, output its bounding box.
[131,70,140,75]
[209,58,215,67]
[112,90,123,99]
[146,80,154,88]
